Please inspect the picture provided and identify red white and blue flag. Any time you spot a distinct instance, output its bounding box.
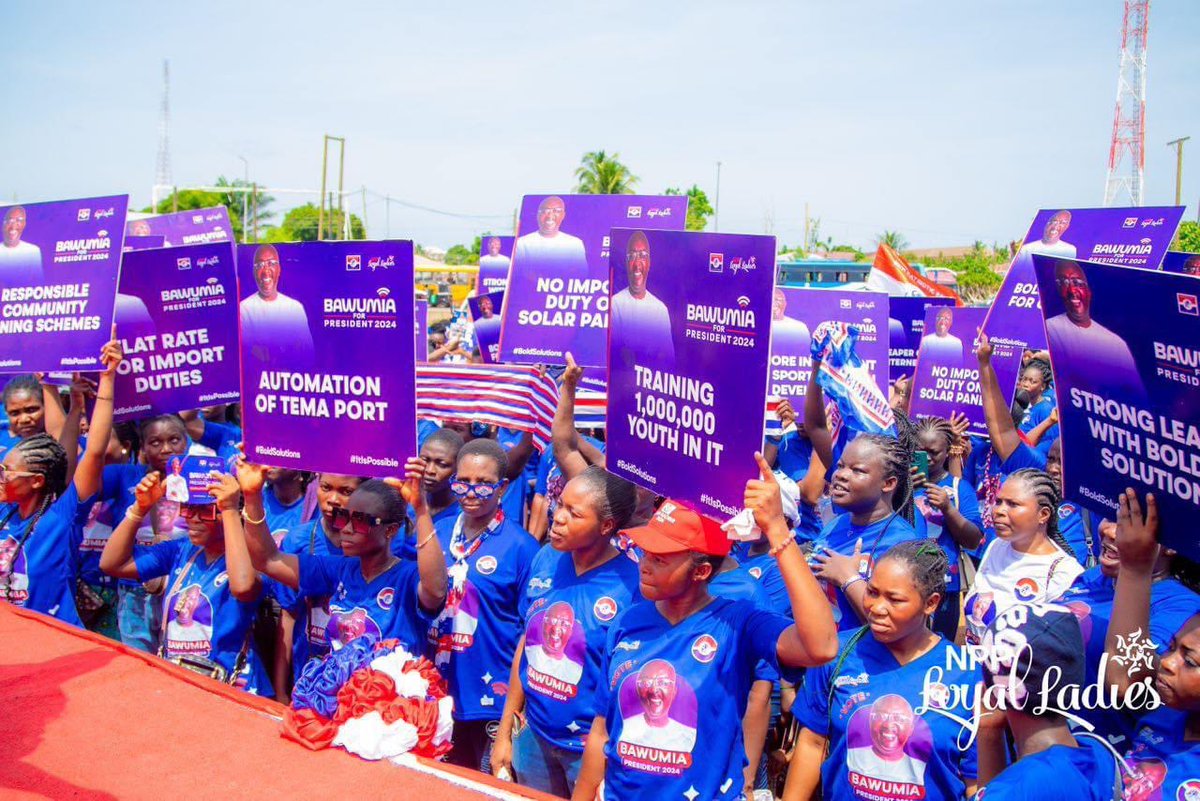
[812,321,895,436]
[416,364,558,451]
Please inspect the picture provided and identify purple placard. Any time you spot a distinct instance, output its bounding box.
[237,241,417,476]
[1162,251,1200,277]
[909,306,991,436]
[0,195,129,372]
[1032,255,1200,561]
[983,206,1183,406]
[500,194,688,368]
[414,298,429,361]
[127,206,234,247]
[888,296,955,382]
[468,290,504,364]
[113,242,240,422]
[769,288,889,403]
[477,235,513,295]
[123,235,165,252]
[606,229,776,519]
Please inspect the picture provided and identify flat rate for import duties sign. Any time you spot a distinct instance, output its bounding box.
[1033,255,1200,562]
[606,229,776,520]
[238,241,417,477]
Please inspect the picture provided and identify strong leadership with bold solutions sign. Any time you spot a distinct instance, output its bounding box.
[606,229,776,519]
[1033,255,1200,561]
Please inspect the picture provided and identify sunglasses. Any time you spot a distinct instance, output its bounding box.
[178,504,220,522]
[448,477,504,500]
[0,464,36,484]
[331,507,395,534]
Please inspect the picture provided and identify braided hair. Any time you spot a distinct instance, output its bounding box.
[1022,359,1053,393]
[855,409,918,524]
[12,434,68,500]
[572,465,638,535]
[877,539,949,604]
[914,416,955,472]
[1006,468,1072,555]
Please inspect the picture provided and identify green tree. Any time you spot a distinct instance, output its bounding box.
[261,203,365,243]
[664,185,714,231]
[875,230,909,252]
[574,150,638,194]
[142,176,274,242]
[1177,220,1200,252]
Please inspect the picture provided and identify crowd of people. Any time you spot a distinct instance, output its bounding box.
[2,316,1198,801]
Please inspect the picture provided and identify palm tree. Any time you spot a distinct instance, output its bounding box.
[574,151,638,194]
[875,230,909,252]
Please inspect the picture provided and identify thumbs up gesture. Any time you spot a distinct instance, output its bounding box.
[745,451,784,533]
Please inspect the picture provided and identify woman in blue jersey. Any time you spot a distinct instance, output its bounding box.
[571,454,837,801]
[272,472,362,703]
[784,540,979,801]
[100,470,272,695]
[1099,490,1200,801]
[491,466,640,796]
[1016,358,1057,452]
[0,339,121,626]
[1043,439,1097,568]
[430,437,541,772]
[808,430,923,633]
[232,457,447,674]
[912,416,984,638]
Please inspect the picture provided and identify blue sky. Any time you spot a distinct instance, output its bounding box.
[4,1,1198,250]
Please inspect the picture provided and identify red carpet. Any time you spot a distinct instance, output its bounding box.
[0,603,555,800]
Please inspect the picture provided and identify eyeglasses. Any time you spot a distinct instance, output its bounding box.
[448,477,504,499]
[178,504,220,522]
[331,506,394,534]
[0,465,36,483]
[1056,278,1087,289]
[636,677,677,691]
[870,711,912,726]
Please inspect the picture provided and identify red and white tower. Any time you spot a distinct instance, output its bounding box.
[1103,0,1150,206]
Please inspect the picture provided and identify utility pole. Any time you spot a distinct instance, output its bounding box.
[361,185,368,239]
[252,182,259,242]
[237,156,249,243]
[1168,136,1190,206]
[318,135,345,240]
[714,161,722,233]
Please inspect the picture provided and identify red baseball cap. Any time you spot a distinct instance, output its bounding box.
[623,500,731,557]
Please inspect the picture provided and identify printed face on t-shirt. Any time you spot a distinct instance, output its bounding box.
[542,601,576,658]
[869,695,916,760]
[636,659,679,724]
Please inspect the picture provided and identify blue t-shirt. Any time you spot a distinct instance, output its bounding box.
[133,538,272,696]
[296,551,434,663]
[733,552,791,618]
[262,485,306,544]
[277,518,342,682]
[1059,568,1200,746]
[198,420,242,460]
[1056,502,1097,569]
[434,515,540,721]
[812,513,921,631]
[795,632,979,801]
[391,502,460,560]
[417,419,440,449]
[597,597,790,800]
[518,547,641,752]
[1121,707,1200,801]
[999,440,1047,473]
[914,474,983,592]
[0,484,88,626]
[979,736,1117,801]
[0,427,21,460]
[496,427,530,523]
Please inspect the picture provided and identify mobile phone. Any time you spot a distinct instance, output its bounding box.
[914,450,930,479]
